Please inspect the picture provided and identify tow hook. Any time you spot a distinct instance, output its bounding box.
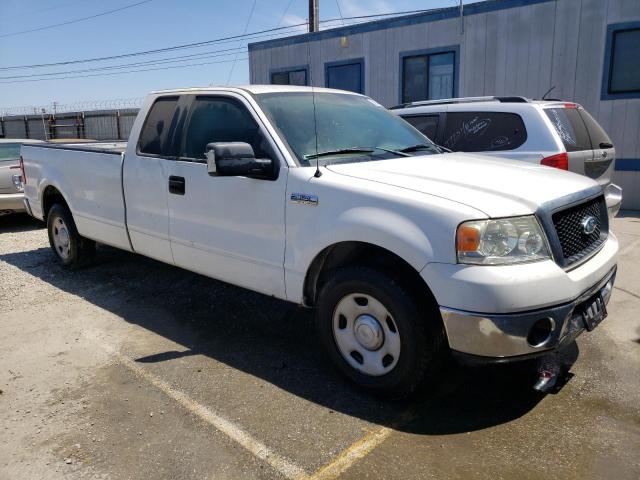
[533,356,561,393]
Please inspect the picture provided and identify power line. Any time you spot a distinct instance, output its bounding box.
[0,47,249,80]
[0,22,308,71]
[226,0,258,85]
[334,0,345,26]
[0,57,249,84]
[0,7,438,85]
[6,0,89,19]
[276,0,297,28]
[0,24,316,83]
[0,0,155,39]
[0,8,431,71]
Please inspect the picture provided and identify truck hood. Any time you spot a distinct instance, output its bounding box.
[325,153,600,217]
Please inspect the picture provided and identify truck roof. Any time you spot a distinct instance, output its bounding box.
[151,85,361,96]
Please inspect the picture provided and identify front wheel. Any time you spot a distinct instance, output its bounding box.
[47,203,95,269]
[317,266,446,398]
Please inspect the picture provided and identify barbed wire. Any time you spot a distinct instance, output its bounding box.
[1,97,144,116]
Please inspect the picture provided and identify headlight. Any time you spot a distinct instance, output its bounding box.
[456,216,550,265]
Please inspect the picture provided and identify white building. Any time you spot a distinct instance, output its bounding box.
[249,0,640,209]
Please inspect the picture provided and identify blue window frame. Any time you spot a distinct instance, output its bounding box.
[324,58,364,94]
[601,22,640,100]
[399,46,459,104]
[270,65,308,86]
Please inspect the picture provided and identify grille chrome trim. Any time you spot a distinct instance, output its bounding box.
[535,186,608,270]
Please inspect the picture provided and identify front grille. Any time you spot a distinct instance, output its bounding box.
[552,196,607,267]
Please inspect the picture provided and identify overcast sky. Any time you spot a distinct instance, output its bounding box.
[0,0,474,110]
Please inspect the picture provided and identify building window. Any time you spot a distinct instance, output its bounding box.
[325,59,364,94]
[401,49,456,104]
[271,67,307,86]
[602,22,640,100]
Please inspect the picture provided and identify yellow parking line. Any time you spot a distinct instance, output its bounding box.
[86,333,310,480]
[87,331,397,480]
[309,426,392,480]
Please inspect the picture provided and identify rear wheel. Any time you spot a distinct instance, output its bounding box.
[47,203,95,269]
[317,266,446,398]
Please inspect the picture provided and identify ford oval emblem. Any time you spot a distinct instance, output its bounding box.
[581,216,597,235]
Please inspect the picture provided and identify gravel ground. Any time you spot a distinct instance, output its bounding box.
[1,212,639,480]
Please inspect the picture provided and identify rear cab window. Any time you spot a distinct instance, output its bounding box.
[0,144,21,163]
[441,112,527,151]
[138,97,181,157]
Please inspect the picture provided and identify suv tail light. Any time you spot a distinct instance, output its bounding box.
[541,152,568,170]
[19,155,26,184]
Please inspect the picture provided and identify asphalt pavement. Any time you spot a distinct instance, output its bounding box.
[1,212,639,480]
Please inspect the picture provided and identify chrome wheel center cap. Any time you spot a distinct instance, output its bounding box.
[58,227,69,246]
[353,315,384,351]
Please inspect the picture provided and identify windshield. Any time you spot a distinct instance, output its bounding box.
[256,92,438,166]
[0,144,21,163]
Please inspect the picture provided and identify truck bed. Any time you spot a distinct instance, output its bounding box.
[29,141,127,155]
[21,142,131,251]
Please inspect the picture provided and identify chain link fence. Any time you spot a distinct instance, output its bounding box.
[0,98,143,141]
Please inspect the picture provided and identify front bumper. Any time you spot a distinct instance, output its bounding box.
[0,192,26,213]
[605,183,622,218]
[441,266,616,362]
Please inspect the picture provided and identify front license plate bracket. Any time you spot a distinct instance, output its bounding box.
[580,293,607,331]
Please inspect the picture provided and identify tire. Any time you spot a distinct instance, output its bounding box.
[317,266,446,398]
[47,203,95,269]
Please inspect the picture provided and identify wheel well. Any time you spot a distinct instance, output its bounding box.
[303,241,437,308]
[41,186,67,220]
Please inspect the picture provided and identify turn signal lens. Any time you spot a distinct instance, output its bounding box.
[456,225,481,252]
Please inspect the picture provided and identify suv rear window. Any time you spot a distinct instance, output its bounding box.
[402,115,439,140]
[544,107,591,152]
[578,109,612,149]
[441,112,527,151]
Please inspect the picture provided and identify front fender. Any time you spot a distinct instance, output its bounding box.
[284,206,434,303]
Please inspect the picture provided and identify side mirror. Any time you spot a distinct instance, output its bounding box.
[205,142,274,179]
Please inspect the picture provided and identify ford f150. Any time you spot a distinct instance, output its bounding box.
[20,86,618,397]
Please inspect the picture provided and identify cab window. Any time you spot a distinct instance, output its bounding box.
[138,97,180,157]
[181,97,272,160]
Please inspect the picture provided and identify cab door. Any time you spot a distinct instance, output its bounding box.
[123,96,186,264]
[167,93,287,299]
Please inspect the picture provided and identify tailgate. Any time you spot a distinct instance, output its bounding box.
[0,161,20,194]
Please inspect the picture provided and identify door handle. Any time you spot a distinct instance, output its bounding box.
[168,176,185,195]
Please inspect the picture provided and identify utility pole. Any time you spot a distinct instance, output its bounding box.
[309,0,319,33]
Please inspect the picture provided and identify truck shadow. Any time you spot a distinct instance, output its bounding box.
[0,244,579,436]
[0,214,44,233]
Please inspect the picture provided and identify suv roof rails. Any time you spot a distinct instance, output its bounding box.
[390,96,530,110]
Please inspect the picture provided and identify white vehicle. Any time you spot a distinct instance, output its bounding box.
[21,86,618,397]
[391,97,623,217]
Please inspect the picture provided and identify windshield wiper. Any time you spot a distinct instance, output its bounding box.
[303,147,374,160]
[398,143,443,154]
[304,146,411,160]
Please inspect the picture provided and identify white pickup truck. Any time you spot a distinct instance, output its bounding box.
[21,86,618,397]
